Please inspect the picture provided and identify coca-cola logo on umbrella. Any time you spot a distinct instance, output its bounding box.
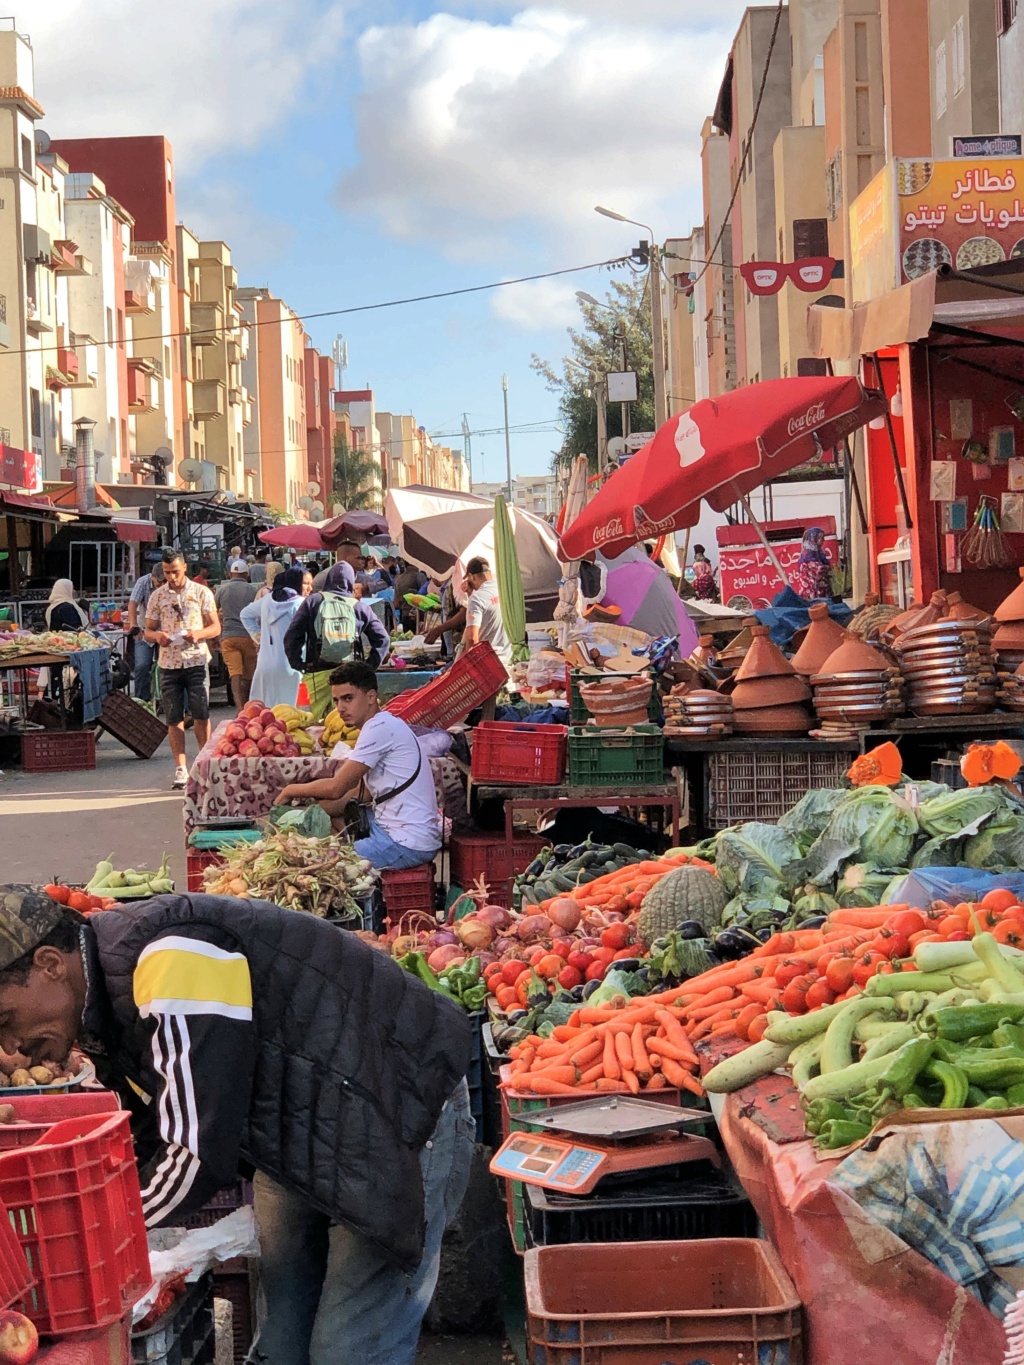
[786,401,827,438]
[593,516,624,546]
[673,413,705,468]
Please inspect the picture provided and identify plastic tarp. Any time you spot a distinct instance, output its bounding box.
[887,867,1024,909]
[719,1097,1011,1365]
[755,584,855,650]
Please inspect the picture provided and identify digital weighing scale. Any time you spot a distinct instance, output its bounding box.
[490,1097,719,1196]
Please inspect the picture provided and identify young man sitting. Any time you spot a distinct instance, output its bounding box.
[276,661,442,871]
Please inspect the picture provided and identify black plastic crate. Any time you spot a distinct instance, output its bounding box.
[133,1272,215,1365]
[468,1011,484,1143]
[98,689,167,759]
[522,1167,757,1247]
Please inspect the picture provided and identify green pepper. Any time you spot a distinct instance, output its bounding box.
[903,1093,928,1108]
[954,1055,1024,1089]
[994,1022,1024,1052]
[1007,1082,1024,1107]
[924,1059,969,1110]
[967,1085,992,1107]
[817,1119,871,1150]
[932,1003,1024,1042]
[873,1037,935,1102]
[805,1098,850,1136]
[397,951,441,991]
[979,1095,1011,1109]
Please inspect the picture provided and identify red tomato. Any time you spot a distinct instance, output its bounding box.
[495,985,518,1010]
[945,929,970,942]
[585,961,608,982]
[852,951,886,988]
[567,951,592,973]
[887,909,927,938]
[535,954,564,980]
[774,959,809,990]
[824,956,855,995]
[500,960,529,987]
[613,947,638,961]
[601,923,631,951]
[982,888,1020,914]
[592,946,616,966]
[557,965,584,990]
[43,883,71,905]
[804,980,836,1011]
[937,914,969,939]
[909,929,944,950]
[781,976,812,1015]
[993,919,1024,946]
[549,940,572,960]
[869,931,910,961]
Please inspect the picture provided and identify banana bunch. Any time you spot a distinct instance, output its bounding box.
[272,704,317,754]
[322,709,361,748]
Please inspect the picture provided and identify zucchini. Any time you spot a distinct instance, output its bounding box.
[703,1039,792,1094]
[820,998,897,1075]
[765,997,892,1048]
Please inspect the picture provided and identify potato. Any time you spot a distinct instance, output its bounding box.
[8,1070,33,1088]
[0,1053,27,1078]
[28,1067,53,1086]
[0,1105,15,1124]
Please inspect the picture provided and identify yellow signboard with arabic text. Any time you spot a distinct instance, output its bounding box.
[897,157,1024,280]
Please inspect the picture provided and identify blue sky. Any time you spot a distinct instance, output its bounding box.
[31,0,748,478]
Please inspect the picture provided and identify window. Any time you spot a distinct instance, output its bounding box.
[999,0,1018,33]
[20,136,32,175]
[29,389,42,439]
[106,307,114,347]
[793,218,830,258]
[935,39,947,117]
[952,18,965,94]
[117,309,124,346]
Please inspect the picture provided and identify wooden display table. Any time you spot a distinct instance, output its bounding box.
[474,780,682,843]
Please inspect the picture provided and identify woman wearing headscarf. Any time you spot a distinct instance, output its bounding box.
[254,561,283,602]
[791,527,833,601]
[45,579,88,633]
[690,545,719,603]
[240,567,304,709]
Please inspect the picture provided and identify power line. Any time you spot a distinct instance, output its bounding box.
[691,0,785,288]
[5,256,632,362]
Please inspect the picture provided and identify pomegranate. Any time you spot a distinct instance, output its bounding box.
[0,1311,38,1364]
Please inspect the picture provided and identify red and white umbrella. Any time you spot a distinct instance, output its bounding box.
[258,523,327,552]
[559,376,886,561]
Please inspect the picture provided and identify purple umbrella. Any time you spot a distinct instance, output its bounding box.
[599,549,699,654]
[321,510,389,546]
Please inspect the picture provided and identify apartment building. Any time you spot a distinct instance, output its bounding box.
[473,475,559,517]
[662,235,697,416]
[929,0,999,152]
[304,345,335,502]
[999,2,1024,135]
[333,388,383,508]
[699,119,737,397]
[237,287,307,515]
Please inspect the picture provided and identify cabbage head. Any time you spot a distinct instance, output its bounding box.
[714,823,805,898]
[962,816,1024,871]
[778,788,846,849]
[810,787,918,872]
[917,788,1004,839]
[835,864,909,907]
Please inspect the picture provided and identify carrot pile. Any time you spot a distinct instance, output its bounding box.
[505,990,705,1098]
[536,852,715,916]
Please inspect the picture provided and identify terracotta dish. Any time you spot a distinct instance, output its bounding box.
[995,567,1024,623]
[733,626,798,683]
[817,638,893,677]
[790,604,852,677]
[731,675,812,710]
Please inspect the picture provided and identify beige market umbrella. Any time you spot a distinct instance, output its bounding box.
[554,455,589,635]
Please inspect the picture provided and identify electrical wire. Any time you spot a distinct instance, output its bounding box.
[690,0,785,289]
[7,256,631,362]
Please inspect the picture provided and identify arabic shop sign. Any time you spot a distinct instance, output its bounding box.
[716,529,842,609]
[897,157,1024,282]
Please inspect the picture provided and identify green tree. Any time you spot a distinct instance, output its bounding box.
[332,433,381,511]
[532,275,654,473]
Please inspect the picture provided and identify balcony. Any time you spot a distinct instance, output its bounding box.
[0,294,8,349]
[228,384,246,407]
[51,240,91,276]
[127,366,159,413]
[124,287,154,315]
[68,336,99,388]
[192,378,225,421]
[25,298,52,335]
[190,299,224,346]
[45,346,80,391]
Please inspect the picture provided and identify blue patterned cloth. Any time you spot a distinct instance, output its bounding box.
[832,1121,1024,1314]
[67,645,111,722]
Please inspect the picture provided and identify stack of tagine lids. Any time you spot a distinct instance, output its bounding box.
[728,626,813,736]
[894,616,996,717]
[994,570,1024,674]
[662,686,734,737]
[810,637,904,739]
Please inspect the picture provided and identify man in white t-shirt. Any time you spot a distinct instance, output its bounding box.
[275,661,442,870]
[462,556,512,670]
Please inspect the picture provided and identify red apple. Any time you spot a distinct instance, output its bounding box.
[225,722,246,744]
[216,741,238,758]
[241,701,263,720]
[245,723,264,742]
[0,1311,38,1363]
[238,740,260,758]
[257,735,275,754]
[259,709,276,728]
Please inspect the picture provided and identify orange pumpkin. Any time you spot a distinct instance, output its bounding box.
[961,741,1022,787]
[847,741,903,788]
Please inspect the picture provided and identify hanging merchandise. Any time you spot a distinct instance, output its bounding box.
[962,495,1014,569]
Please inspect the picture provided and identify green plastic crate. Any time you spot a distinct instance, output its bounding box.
[567,724,665,787]
[567,669,660,724]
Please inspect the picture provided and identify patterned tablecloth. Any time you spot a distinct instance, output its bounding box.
[183,722,344,834]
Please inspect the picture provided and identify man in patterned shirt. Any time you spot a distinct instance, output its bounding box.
[144,548,221,789]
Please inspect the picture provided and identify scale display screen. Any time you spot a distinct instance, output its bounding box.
[490,1133,607,1191]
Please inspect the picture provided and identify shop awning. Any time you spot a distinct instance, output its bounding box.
[0,490,65,523]
[808,262,1024,360]
[111,519,158,543]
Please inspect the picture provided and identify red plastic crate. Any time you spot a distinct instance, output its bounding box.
[381,864,436,924]
[0,1109,151,1335]
[470,722,567,785]
[186,848,226,893]
[449,833,549,905]
[20,730,96,773]
[524,1239,803,1364]
[385,642,507,729]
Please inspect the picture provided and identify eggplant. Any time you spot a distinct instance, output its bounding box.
[796,914,827,929]
[569,984,586,1002]
[506,1010,528,1025]
[677,920,706,940]
[582,979,603,1000]
[527,990,550,1009]
[755,927,776,943]
[612,958,641,973]
[714,927,761,960]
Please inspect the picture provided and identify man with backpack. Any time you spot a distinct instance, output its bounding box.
[284,579,390,719]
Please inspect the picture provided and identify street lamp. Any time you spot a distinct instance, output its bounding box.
[594,205,667,429]
[501,373,513,502]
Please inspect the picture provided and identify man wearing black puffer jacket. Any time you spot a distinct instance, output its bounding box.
[0,887,474,1365]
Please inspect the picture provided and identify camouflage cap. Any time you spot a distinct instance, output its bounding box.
[0,887,66,971]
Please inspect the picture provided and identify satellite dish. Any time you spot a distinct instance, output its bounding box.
[305,481,321,497]
[178,459,202,485]
[606,437,627,461]
[298,495,313,510]
[154,446,173,462]
[310,502,325,519]
[35,129,51,154]
[332,503,343,517]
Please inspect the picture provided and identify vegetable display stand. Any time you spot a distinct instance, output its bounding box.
[449,833,550,909]
[20,729,96,773]
[470,722,568,785]
[131,1272,215,1365]
[0,1108,151,1335]
[185,830,262,894]
[381,864,437,922]
[567,725,664,788]
[707,747,853,828]
[385,642,507,729]
[524,1239,802,1363]
[475,784,681,845]
[96,691,166,759]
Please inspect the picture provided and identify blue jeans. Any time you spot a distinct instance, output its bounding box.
[354,812,439,871]
[249,1079,474,1365]
[133,637,155,702]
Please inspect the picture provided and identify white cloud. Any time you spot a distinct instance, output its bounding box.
[341,3,746,273]
[178,180,295,274]
[490,276,579,330]
[26,0,346,163]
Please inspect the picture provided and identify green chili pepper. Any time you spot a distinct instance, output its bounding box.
[924,1059,969,1110]
[967,1085,992,1107]
[903,1093,928,1108]
[804,1098,850,1136]
[979,1095,1011,1109]
[1006,1082,1024,1107]
[817,1119,871,1150]
[397,951,441,991]
[874,1037,935,1101]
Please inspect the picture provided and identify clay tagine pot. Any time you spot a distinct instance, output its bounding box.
[731,675,812,710]
[944,592,990,624]
[993,621,1024,649]
[733,625,797,683]
[817,636,893,678]
[732,703,812,734]
[995,568,1024,623]
[790,604,852,677]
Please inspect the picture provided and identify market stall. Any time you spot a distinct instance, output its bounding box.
[0,626,112,770]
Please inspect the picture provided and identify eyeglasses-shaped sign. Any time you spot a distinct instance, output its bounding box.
[739,258,837,296]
